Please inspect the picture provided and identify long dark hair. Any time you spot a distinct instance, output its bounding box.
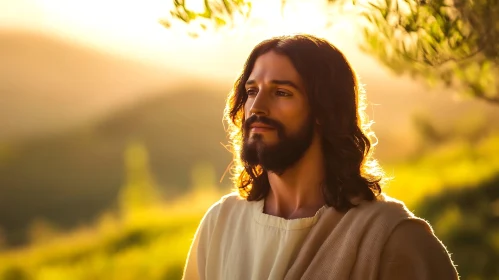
[224,34,384,212]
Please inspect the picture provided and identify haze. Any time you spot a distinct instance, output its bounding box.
[1,0,498,158]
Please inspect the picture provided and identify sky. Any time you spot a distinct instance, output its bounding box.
[0,0,364,80]
[4,0,496,153]
[0,0,370,140]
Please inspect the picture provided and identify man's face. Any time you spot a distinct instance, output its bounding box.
[241,51,315,174]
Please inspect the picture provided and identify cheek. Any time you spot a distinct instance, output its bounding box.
[281,103,310,130]
[244,100,253,119]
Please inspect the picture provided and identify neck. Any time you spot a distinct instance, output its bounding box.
[264,133,326,219]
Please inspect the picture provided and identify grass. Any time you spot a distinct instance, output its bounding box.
[382,132,499,209]
[1,133,498,280]
[0,212,201,280]
[0,190,223,280]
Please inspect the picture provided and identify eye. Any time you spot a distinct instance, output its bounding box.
[246,88,258,96]
[276,90,291,97]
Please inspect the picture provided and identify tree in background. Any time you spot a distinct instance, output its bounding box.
[163,0,499,103]
[119,141,161,218]
[358,0,498,104]
[415,174,499,279]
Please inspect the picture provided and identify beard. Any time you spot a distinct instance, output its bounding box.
[241,114,315,175]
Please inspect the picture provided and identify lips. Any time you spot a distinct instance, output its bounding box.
[250,122,275,129]
[244,116,282,135]
[249,122,276,133]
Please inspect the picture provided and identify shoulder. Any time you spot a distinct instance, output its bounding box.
[386,220,443,252]
[344,194,417,229]
[210,192,247,212]
[379,219,459,279]
[350,194,442,245]
[346,195,458,278]
[199,192,248,227]
[361,193,414,216]
[364,195,459,278]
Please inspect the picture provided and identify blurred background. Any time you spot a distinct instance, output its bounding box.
[0,0,498,279]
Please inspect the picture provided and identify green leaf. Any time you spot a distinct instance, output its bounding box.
[214,17,227,27]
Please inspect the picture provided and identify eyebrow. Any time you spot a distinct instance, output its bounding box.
[245,79,301,91]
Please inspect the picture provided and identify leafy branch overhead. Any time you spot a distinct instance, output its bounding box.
[164,0,499,104]
[160,0,252,36]
[359,0,499,104]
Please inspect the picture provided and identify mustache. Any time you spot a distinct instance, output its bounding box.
[244,115,284,133]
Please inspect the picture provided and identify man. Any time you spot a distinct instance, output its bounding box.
[183,34,459,280]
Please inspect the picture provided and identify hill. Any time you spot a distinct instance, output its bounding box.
[0,29,183,141]
[0,89,231,247]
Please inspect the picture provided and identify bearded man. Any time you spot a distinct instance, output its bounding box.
[182,34,459,280]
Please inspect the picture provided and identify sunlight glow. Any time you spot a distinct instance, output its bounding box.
[246,0,330,36]
[1,0,362,79]
[184,0,207,14]
[32,0,171,40]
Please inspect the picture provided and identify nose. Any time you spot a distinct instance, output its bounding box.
[248,91,269,117]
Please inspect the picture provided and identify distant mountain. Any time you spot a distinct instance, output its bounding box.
[0,29,186,141]
[0,88,232,247]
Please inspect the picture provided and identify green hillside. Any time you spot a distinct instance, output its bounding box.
[0,130,498,280]
[0,90,231,247]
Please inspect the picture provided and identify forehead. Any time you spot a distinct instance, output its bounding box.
[248,51,303,84]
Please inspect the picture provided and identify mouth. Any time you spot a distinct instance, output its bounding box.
[250,122,276,132]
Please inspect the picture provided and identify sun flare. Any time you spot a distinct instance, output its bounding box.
[3,0,360,78]
[243,0,330,36]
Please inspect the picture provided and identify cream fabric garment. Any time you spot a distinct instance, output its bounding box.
[183,193,326,280]
[182,193,458,280]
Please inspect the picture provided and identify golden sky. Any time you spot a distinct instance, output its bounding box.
[1,0,364,80]
[1,0,387,141]
[5,0,488,152]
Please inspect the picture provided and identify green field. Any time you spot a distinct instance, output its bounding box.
[1,133,498,280]
[0,190,224,280]
[384,132,499,208]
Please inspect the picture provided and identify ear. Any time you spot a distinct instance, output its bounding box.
[315,118,321,125]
